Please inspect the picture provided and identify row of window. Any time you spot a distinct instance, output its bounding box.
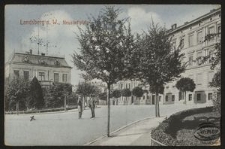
[188,71,214,86]
[120,83,131,89]
[166,71,214,89]
[188,49,215,67]
[165,92,212,101]
[13,70,68,83]
[172,25,221,49]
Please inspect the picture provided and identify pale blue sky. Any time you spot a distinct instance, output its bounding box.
[5,4,221,85]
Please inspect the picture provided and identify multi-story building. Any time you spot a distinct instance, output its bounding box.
[5,50,72,87]
[109,8,221,106]
[111,80,163,105]
[85,8,221,106]
[164,8,221,105]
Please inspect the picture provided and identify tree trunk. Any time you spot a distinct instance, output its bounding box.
[184,91,187,104]
[83,96,85,110]
[16,101,19,115]
[156,91,160,117]
[155,90,160,117]
[155,94,157,117]
[107,83,111,137]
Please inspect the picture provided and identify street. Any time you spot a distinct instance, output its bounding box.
[5,104,208,146]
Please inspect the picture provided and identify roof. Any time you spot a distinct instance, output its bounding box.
[8,52,72,68]
[167,7,221,35]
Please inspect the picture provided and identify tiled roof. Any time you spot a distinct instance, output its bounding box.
[8,52,72,68]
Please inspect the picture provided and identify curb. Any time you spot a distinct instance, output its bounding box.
[5,106,102,116]
[84,116,165,145]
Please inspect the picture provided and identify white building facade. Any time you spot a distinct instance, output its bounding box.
[164,8,221,105]
[5,51,72,87]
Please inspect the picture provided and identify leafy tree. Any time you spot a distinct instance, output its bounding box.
[135,22,185,117]
[72,6,136,136]
[5,78,30,112]
[121,88,131,97]
[112,89,121,105]
[99,92,107,101]
[210,70,221,91]
[132,87,144,100]
[29,77,45,109]
[75,82,99,108]
[176,77,196,104]
[44,83,72,108]
[149,84,164,94]
[67,92,78,106]
[112,89,121,98]
[201,33,221,70]
[121,88,131,103]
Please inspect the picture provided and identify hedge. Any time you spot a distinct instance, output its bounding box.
[151,106,214,146]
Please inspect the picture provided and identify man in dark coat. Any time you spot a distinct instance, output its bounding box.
[89,96,95,118]
[78,96,83,119]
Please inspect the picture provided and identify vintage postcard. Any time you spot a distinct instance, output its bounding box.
[4,4,221,146]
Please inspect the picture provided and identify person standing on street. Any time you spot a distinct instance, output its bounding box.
[78,96,83,119]
[89,95,95,118]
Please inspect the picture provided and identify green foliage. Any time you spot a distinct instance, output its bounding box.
[44,83,72,108]
[30,77,44,109]
[210,70,221,91]
[76,82,100,97]
[212,91,221,114]
[150,85,164,94]
[151,107,214,146]
[5,78,30,111]
[121,88,131,97]
[132,87,144,98]
[135,23,185,88]
[72,6,136,86]
[112,89,121,98]
[99,92,107,100]
[176,77,196,92]
[67,92,78,105]
[201,33,221,70]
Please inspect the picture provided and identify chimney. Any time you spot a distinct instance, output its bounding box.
[171,23,177,30]
[41,53,45,56]
[30,49,32,55]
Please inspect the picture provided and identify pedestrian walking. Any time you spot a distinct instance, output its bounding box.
[78,96,83,119]
[89,95,95,118]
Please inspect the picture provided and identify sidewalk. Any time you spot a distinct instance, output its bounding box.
[87,116,165,146]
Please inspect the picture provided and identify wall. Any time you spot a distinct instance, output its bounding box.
[9,63,71,83]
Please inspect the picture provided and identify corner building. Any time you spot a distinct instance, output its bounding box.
[164,8,221,105]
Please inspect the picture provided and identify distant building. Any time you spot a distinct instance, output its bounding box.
[5,50,72,87]
[112,80,163,105]
[89,78,107,93]
[164,8,221,105]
